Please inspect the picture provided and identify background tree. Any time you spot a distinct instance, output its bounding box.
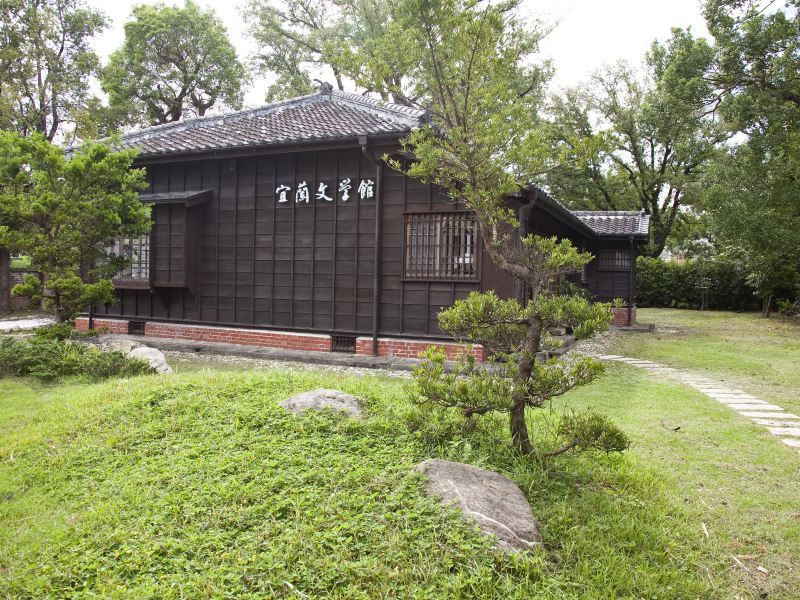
[102,0,246,126]
[243,0,404,102]
[0,0,107,142]
[0,132,149,321]
[341,0,621,455]
[545,29,722,257]
[700,0,800,314]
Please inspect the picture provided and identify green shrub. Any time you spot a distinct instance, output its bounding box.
[33,322,102,341]
[0,338,154,381]
[33,322,76,341]
[636,256,760,310]
[776,298,800,317]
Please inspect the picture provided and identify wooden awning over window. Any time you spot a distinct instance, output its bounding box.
[138,189,213,207]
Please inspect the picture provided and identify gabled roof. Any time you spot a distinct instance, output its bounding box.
[115,84,429,158]
[524,185,650,241]
[571,211,650,239]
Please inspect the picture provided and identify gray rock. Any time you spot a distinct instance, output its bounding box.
[415,458,542,552]
[99,336,142,355]
[127,346,173,374]
[279,389,362,418]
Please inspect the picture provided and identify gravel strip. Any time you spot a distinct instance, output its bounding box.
[164,349,413,379]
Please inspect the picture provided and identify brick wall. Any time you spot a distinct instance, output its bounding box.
[355,337,487,361]
[611,307,636,327]
[75,317,130,334]
[142,322,333,352]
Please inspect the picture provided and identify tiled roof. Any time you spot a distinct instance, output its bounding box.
[571,210,650,238]
[114,85,429,157]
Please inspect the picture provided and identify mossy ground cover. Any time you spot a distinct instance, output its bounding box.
[1,356,798,598]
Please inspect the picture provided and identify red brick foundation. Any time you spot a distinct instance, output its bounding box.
[75,317,484,359]
[355,337,486,361]
[142,321,332,352]
[75,317,130,334]
[611,307,636,327]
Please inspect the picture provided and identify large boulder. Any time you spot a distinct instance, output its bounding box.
[415,459,542,552]
[279,389,362,418]
[98,336,143,355]
[127,346,172,375]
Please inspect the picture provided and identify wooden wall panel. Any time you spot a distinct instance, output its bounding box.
[104,144,583,340]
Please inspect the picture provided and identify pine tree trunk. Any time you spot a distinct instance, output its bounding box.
[509,316,542,455]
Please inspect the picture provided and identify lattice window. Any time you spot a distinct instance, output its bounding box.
[597,248,631,271]
[115,235,150,280]
[404,213,479,280]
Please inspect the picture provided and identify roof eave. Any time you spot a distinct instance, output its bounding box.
[130,131,411,165]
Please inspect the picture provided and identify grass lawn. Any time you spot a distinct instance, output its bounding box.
[1,358,799,597]
[613,308,800,414]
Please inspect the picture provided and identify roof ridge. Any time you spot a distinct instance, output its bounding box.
[118,91,325,145]
[570,210,645,216]
[329,89,427,120]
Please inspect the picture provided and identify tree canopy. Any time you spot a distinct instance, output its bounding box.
[332,0,619,455]
[243,0,403,102]
[545,29,722,257]
[0,132,149,321]
[102,0,246,126]
[0,0,107,142]
[700,0,800,313]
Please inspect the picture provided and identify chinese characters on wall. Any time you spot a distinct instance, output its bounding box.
[276,179,374,204]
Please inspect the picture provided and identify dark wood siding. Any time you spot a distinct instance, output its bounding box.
[100,144,633,337]
[101,145,478,338]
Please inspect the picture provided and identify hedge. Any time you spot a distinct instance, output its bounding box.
[635,256,759,311]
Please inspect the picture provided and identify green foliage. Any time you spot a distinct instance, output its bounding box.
[340,0,553,243]
[33,322,76,341]
[409,297,615,458]
[10,255,30,269]
[534,293,612,340]
[544,29,722,256]
[31,321,99,341]
[776,298,800,317]
[243,0,395,102]
[700,1,800,314]
[0,132,149,321]
[0,369,727,597]
[610,297,628,309]
[0,338,152,381]
[0,0,107,141]
[102,0,245,126]
[636,256,760,311]
[557,410,630,454]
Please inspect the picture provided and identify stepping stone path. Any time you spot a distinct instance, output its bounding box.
[594,354,800,452]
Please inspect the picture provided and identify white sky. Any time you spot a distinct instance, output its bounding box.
[86,0,710,107]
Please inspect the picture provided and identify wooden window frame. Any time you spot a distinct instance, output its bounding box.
[402,212,480,282]
[112,233,152,289]
[597,247,632,271]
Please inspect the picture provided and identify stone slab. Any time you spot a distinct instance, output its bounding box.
[740,411,800,419]
[752,418,800,427]
[767,427,800,437]
[280,389,363,418]
[728,403,785,411]
[416,459,542,553]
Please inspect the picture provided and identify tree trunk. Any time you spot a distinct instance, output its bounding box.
[509,316,542,455]
[761,294,773,318]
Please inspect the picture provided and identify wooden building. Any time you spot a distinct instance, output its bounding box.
[77,84,650,358]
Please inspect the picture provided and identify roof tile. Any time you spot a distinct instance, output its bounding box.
[116,88,427,157]
[571,210,650,237]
